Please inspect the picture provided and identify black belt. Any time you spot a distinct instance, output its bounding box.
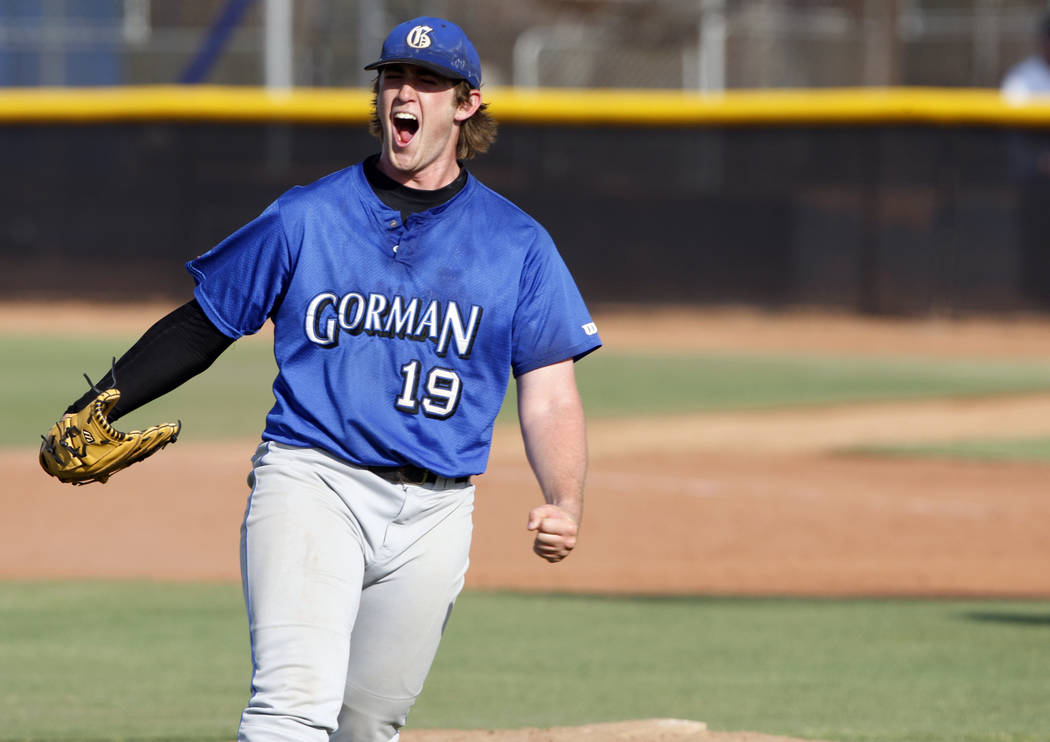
[364,463,470,486]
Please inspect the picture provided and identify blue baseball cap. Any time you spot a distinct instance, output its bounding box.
[365,17,482,89]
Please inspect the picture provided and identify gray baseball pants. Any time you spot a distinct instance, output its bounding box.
[237,441,475,742]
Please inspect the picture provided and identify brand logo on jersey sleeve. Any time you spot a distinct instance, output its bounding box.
[582,322,598,336]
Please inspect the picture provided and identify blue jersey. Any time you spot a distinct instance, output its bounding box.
[186,163,601,477]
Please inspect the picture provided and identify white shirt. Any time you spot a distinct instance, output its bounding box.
[1001,55,1050,101]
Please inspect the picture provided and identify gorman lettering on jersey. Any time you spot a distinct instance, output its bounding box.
[306,290,482,360]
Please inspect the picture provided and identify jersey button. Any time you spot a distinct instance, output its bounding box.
[389,219,398,228]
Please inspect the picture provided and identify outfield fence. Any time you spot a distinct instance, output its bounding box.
[3,86,1050,314]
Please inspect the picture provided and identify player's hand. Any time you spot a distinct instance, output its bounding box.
[527,504,579,563]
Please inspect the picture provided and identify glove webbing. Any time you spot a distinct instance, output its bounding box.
[41,358,123,458]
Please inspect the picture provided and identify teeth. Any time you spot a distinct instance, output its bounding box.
[394,112,417,121]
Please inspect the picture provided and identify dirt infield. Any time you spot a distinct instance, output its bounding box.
[5,303,1050,742]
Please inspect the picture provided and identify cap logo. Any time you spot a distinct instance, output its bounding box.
[406,25,433,49]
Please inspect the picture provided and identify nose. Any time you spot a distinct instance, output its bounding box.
[395,76,419,99]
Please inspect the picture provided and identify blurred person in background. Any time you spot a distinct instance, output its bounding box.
[1002,12,1050,100]
[1001,12,1050,307]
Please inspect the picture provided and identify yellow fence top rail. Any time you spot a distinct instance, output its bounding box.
[2,85,1050,126]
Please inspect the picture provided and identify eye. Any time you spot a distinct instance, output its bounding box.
[418,74,451,91]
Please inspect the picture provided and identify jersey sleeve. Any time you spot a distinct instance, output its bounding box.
[511,230,602,377]
[185,199,293,338]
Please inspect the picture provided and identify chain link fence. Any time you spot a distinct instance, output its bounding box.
[2,0,1050,89]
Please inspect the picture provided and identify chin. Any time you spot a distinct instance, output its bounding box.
[388,155,420,177]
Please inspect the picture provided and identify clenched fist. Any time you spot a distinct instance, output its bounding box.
[527,504,579,563]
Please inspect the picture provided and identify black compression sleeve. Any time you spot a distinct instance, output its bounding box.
[65,299,235,421]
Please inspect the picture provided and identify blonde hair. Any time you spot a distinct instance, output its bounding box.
[369,76,498,161]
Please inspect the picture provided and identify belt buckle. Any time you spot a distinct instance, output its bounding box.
[375,464,445,486]
[391,464,433,486]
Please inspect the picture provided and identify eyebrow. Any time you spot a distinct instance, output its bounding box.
[383,65,443,81]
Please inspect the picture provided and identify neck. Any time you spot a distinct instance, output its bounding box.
[377,152,461,191]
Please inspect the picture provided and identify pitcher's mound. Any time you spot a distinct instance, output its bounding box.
[402,719,828,741]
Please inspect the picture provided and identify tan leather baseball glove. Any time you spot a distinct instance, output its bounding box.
[39,388,180,485]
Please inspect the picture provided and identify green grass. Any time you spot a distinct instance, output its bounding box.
[423,593,1050,742]
[572,352,1050,417]
[849,436,1050,464]
[8,332,1050,447]
[2,333,277,445]
[1,583,1048,742]
[0,581,249,742]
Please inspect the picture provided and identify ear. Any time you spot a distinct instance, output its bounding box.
[454,89,483,122]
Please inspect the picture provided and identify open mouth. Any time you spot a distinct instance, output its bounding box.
[393,112,419,146]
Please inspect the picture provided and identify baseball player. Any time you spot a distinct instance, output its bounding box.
[39,16,601,742]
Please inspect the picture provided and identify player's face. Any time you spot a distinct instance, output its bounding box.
[376,65,481,189]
